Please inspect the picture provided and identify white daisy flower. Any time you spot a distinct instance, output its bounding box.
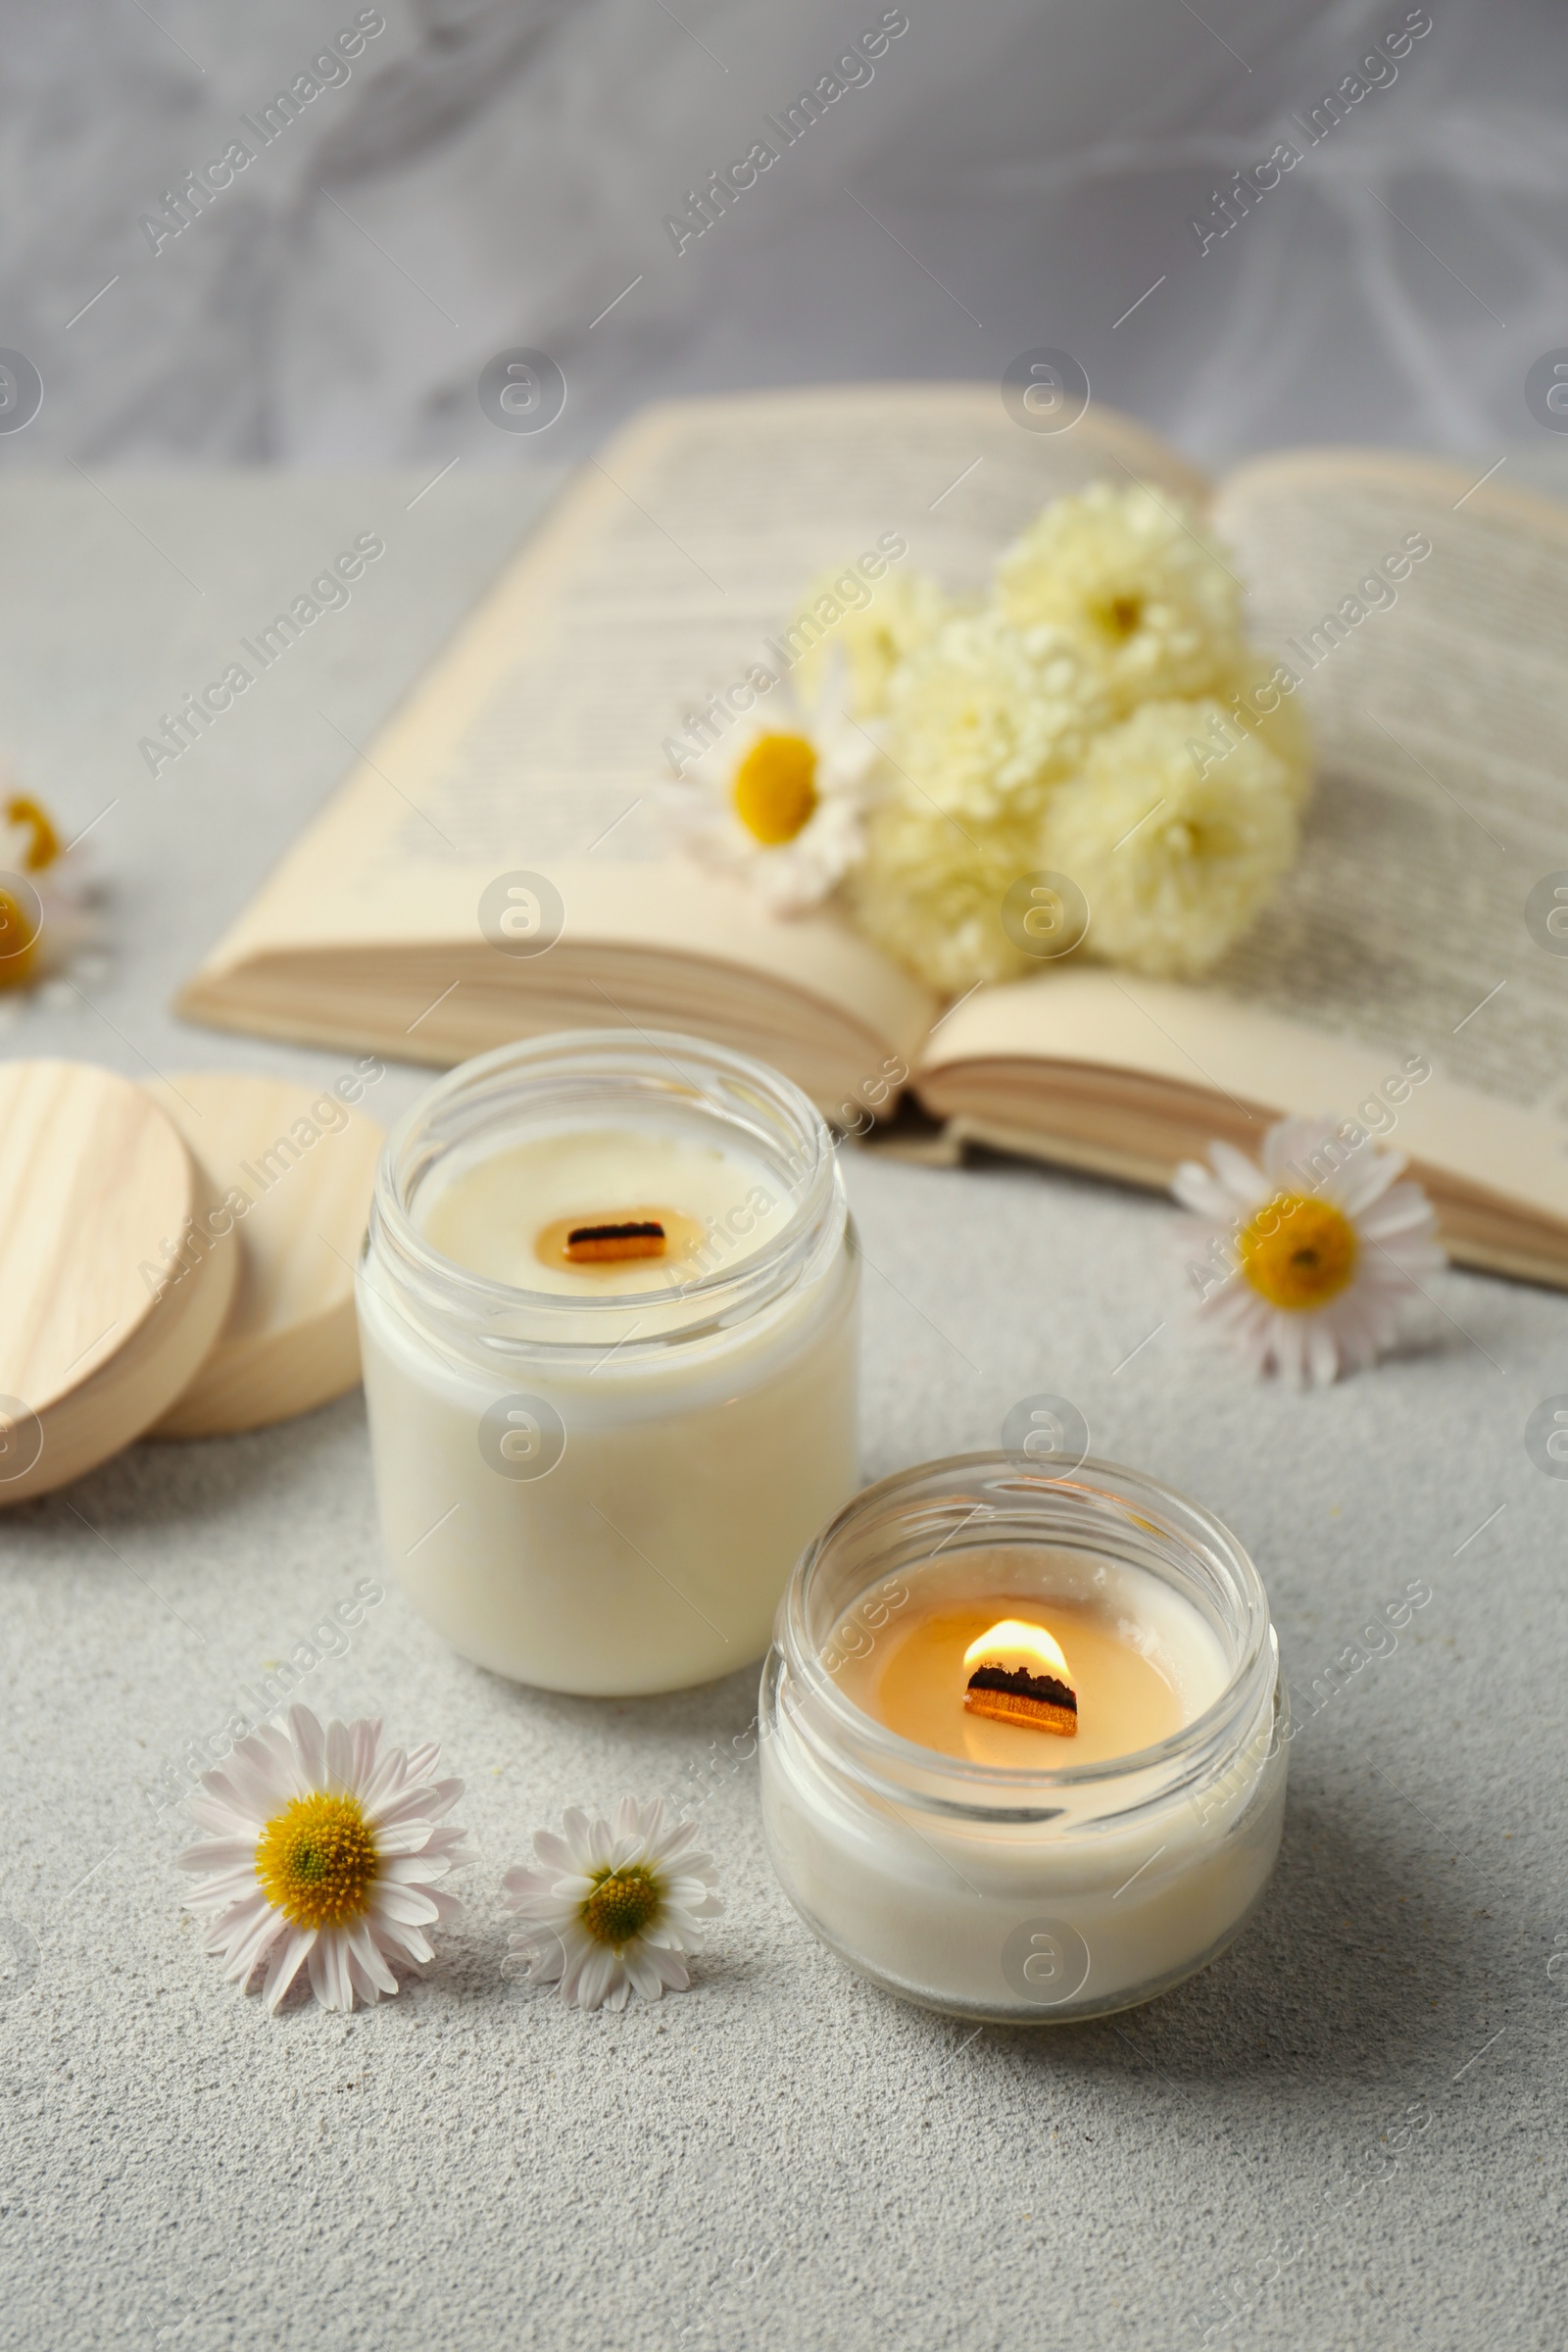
[664,661,882,915]
[504,1797,722,2012]
[178,1704,474,2014]
[0,790,97,993]
[1172,1116,1443,1386]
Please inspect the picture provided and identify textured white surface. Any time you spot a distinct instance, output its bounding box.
[1,476,1566,2349]
[3,0,1566,467]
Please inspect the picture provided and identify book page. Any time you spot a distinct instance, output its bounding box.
[918,965,1568,1246]
[1204,450,1568,1119]
[185,381,1208,1072]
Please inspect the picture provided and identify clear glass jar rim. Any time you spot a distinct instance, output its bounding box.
[368,1027,842,1332]
[776,1449,1275,1797]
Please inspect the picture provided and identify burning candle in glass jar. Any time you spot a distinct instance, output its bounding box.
[760,1456,1286,2023]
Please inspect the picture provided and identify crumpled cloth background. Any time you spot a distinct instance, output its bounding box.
[8,0,1561,465]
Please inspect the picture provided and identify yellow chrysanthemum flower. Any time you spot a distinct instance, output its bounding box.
[846,795,1050,992]
[995,483,1244,717]
[883,609,1102,826]
[1042,698,1299,978]
[792,566,952,719]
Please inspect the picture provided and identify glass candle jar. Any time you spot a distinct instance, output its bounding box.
[760,1454,1286,2022]
[357,1031,858,1695]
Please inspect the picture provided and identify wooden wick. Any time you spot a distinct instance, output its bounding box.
[564,1219,666,1264]
[963,1663,1078,1738]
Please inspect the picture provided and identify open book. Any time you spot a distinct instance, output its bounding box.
[179,384,1568,1288]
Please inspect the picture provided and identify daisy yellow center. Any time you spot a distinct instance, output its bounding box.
[5,795,61,873]
[0,887,38,990]
[581,1863,662,1948]
[256,1791,378,1930]
[732,733,818,845]
[1238,1194,1358,1310]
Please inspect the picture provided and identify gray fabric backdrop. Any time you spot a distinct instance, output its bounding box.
[2,0,1564,467]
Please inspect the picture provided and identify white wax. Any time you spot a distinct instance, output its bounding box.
[420,1126,792,1297]
[359,1117,858,1695]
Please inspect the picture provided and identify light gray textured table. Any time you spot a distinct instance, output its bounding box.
[1,473,1564,2352]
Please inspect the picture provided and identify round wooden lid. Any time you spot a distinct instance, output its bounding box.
[0,1060,238,1503]
[146,1072,384,1439]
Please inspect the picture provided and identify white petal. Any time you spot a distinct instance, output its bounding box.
[644,1940,693,1990]
[201,1748,284,1826]
[324,1719,354,1795]
[1261,1118,1326,1179]
[186,1791,255,1838]
[306,1937,337,2011]
[1171,1163,1238,1222]
[373,1819,445,1857]
[507,1887,578,1926]
[646,1803,700,1863]
[1305,1319,1341,1387]
[365,1779,451,1831]
[287,1705,328,1788]
[183,1862,263,1907]
[263,1926,315,2013]
[358,1744,406,1815]
[663,1869,719,1906]
[514,1928,566,1984]
[249,1722,304,1787]
[368,1884,441,1927]
[556,1940,595,2007]
[220,1901,286,1984]
[204,1890,270,1954]
[502,1865,555,1903]
[421,1824,475,1861]
[621,1943,666,2003]
[327,1933,358,2010]
[1259,1317,1298,1383]
[1333,1150,1402,1218]
[576,1944,621,2012]
[347,1920,400,1998]
[377,1852,449,1884]
[663,1893,720,1928]
[373,1917,434,1966]
[1208,1140,1269,1206]
[176,1836,257,1873]
[350,1719,383,1790]
[1358,1185,1437,1242]
[560,1808,597,1870]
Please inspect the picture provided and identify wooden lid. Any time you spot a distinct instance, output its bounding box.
[146,1072,384,1439]
[0,1060,237,1503]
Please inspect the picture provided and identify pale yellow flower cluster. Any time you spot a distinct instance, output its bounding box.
[842,483,1311,989]
[793,566,951,720]
[995,482,1244,716]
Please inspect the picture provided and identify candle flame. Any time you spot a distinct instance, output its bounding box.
[962,1617,1077,1737]
[962,1618,1072,1687]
